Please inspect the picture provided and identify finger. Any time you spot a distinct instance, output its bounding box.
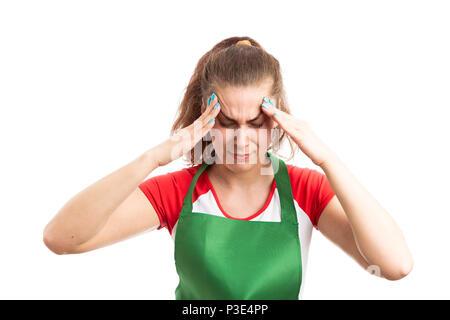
[261,96,282,119]
[260,97,293,133]
[187,99,220,146]
[203,102,221,131]
[200,103,220,128]
[199,100,221,138]
[189,114,216,148]
[203,92,218,112]
[200,93,220,122]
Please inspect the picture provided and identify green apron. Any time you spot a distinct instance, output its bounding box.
[174,151,302,299]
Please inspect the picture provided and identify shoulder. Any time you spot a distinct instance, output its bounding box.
[286,163,325,187]
[139,164,201,191]
[138,164,205,234]
[286,163,325,199]
[285,163,335,228]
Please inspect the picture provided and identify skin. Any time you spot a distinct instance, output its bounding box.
[258,92,414,280]
[204,79,276,179]
[44,75,413,281]
[202,78,278,219]
[202,79,414,280]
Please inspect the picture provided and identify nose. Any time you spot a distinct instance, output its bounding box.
[233,127,250,152]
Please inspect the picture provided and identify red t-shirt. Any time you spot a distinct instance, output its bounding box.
[138,164,335,235]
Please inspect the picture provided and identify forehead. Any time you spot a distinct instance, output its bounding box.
[215,80,272,122]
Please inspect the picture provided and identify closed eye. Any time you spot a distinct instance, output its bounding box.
[219,121,264,128]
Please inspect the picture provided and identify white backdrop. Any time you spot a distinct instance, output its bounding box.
[1,0,449,299]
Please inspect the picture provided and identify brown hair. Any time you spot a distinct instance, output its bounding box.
[170,36,298,167]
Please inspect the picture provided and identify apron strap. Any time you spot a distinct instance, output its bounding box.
[181,161,209,213]
[267,152,299,225]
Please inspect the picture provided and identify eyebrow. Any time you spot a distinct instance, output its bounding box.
[217,98,264,123]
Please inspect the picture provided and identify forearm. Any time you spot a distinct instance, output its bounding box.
[43,145,161,249]
[320,153,413,279]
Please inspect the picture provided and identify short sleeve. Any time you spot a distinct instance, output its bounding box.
[138,167,194,235]
[312,170,335,229]
[288,165,335,230]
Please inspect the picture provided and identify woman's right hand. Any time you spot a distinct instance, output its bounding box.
[154,93,221,167]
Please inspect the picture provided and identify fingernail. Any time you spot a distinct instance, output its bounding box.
[211,93,216,101]
[213,103,220,110]
[208,118,215,124]
[263,97,269,104]
[261,103,269,109]
[208,97,211,106]
[273,111,278,117]
[269,99,274,106]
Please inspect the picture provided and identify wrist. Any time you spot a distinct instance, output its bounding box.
[142,145,162,170]
[319,152,341,172]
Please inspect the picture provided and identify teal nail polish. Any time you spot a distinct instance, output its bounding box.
[208,118,215,124]
[263,97,269,103]
[274,111,278,117]
[262,103,269,109]
[269,99,274,106]
[213,102,220,110]
[208,97,211,106]
[211,93,216,101]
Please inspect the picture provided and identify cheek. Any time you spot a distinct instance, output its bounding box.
[209,127,227,152]
[256,129,272,148]
[251,124,271,141]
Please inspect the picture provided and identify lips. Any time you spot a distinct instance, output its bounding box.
[229,151,251,156]
[228,151,252,161]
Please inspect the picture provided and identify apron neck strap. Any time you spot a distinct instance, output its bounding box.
[267,152,298,225]
[182,152,298,225]
[182,161,209,212]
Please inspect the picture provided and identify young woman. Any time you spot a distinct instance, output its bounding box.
[43,36,413,299]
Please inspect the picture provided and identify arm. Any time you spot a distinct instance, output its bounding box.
[258,102,413,281]
[43,93,220,255]
[317,195,371,270]
[43,145,162,255]
[318,154,414,280]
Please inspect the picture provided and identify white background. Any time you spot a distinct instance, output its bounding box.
[1,0,449,299]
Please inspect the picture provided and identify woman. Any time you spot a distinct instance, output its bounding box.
[43,36,413,299]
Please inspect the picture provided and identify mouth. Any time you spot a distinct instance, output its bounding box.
[228,151,252,161]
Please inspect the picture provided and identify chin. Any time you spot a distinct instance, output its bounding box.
[216,151,266,167]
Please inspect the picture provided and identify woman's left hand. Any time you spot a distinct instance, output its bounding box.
[261,97,336,167]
